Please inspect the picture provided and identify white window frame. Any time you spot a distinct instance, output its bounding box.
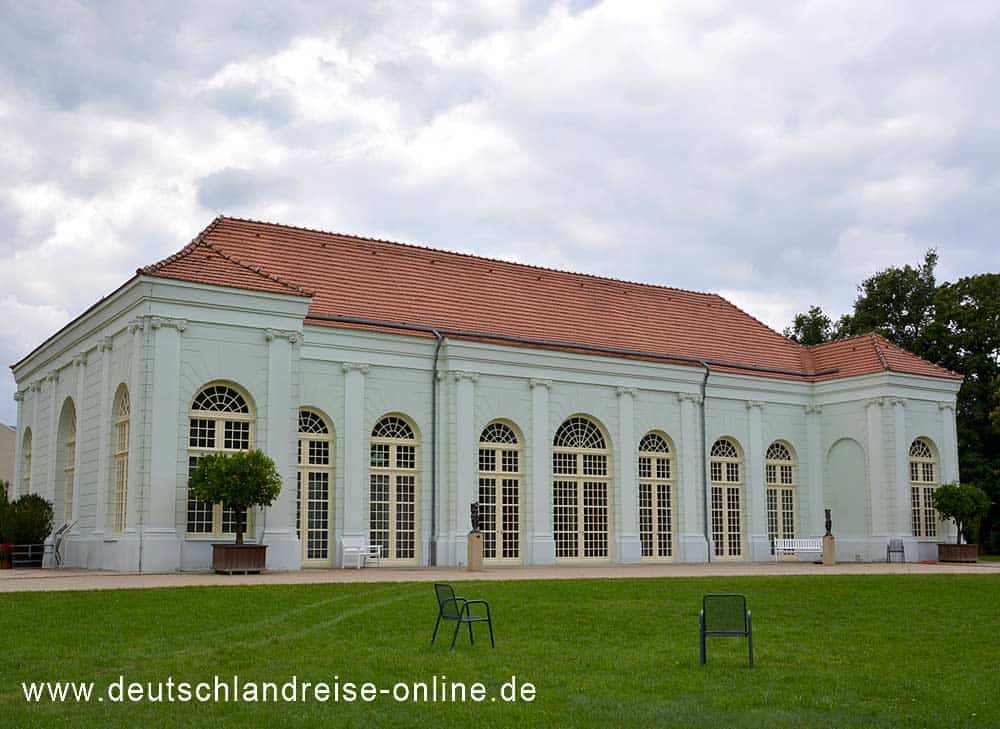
[710,437,744,560]
[552,416,611,562]
[765,441,797,555]
[298,408,333,567]
[186,383,256,538]
[369,415,420,565]
[909,438,939,539]
[478,420,523,563]
[112,385,130,533]
[638,431,675,561]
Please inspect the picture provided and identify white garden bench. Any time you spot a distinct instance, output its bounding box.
[773,537,823,562]
[341,536,382,569]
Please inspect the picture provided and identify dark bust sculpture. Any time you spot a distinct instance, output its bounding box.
[470,502,481,532]
[825,509,833,537]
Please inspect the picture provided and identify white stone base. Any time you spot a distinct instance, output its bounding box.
[680,534,709,562]
[615,534,642,564]
[526,533,556,565]
[748,534,773,562]
[262,530,302,571]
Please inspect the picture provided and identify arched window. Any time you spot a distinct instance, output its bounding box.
[639,432,674,560]
[112,386,130,533]
[910,438,939,538]
[479,421,522,561]
[370,415,419,563]
[20,428,32,496]
[553,416,610,560]
[710,438,743,559]
[765,441,796,552]
[298,409,333,565]
[186,383,254,535]
[58,399,77,522]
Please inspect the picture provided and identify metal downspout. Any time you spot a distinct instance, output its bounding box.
[699,361,711,562]
[430,330,445,566]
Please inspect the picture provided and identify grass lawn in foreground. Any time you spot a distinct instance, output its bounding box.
[2,575,998,728]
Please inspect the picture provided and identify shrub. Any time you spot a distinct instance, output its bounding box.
[933,483,991,545]
[9,494,54,544]
[188,449,281,544]
[0,486,10,543]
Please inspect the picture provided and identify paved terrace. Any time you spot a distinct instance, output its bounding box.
[1,560,998,593]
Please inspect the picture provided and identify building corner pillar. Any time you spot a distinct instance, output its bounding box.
[745,400,769,560]
[261,329,302,570]
[526,378,555,565]
[615,387,641,563]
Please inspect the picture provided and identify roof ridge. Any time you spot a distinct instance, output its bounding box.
[140,217,314,297]
[215,215,719,299]
[870,333,891,371]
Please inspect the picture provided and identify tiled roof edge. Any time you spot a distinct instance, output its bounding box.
[139,216,314,297]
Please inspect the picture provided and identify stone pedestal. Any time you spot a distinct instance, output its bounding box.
[467,531,484,572]
[822,535,836,566]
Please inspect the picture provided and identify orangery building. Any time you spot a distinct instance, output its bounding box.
[10,217,963,571]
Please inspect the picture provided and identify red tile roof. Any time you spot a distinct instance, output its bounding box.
[140,216,962,383]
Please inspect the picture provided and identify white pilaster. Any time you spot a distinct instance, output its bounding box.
[341,363,369,553]
[262,328,302,570]
[453,371,477,566]
[678,393,708,562]
[527,378,555,565]
[615,387,641,563]
[939,401,960,543]
[12,390,25,498]
[866,397,887,536]
[746,400,770,560]
[805,405,824,536]
[94,338,114,537]
[938,402,959,483]
[46,369,60,506]
[142,317,186,571]
[69,354,87,528]
[890,398,910,537]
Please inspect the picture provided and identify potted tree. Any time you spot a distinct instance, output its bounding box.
[9,494,53,568]
[188,449,281,574]
[933,482,991,563]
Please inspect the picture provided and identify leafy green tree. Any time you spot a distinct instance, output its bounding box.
[188,450,281,545]
[932,483,991,545]
[923,273,1000,550]
[837,249,938,353]
[784,305,834,345]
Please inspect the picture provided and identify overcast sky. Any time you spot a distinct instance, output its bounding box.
[2,1,1000,425]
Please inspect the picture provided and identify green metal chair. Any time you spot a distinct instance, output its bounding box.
[700,593,753,668]
[431,583,495,650]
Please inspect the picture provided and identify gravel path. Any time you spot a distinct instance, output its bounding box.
[2,560,998,593]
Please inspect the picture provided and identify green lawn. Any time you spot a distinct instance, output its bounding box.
[2,575,998,728]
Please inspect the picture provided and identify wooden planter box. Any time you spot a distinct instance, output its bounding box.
[937,543,978,563]
[212,544,268,574]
